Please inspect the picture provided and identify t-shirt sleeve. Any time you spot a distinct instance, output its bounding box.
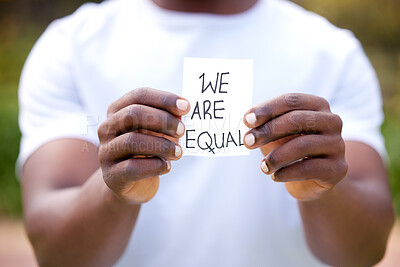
[17,16,99,174]
[329,38,386,159]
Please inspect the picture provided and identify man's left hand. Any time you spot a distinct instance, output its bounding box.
[243,93,348,201]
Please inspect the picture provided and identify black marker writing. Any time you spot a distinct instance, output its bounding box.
[190,100,225,120]
[186,71,243,154]
[199,72,229,94]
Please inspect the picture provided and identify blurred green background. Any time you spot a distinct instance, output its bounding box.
[0,0,399,217]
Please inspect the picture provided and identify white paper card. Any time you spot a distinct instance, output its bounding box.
[181,57,253,157]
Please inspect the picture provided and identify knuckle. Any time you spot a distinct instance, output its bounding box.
[165,141,176,157]
[103,165,123,190]
[97,145,108,163]
[122,160,133,179]
[319,98,330,110]
[302,160,313,174]
[284,93,302,109]
[132,106,161,129]
[126,104,142,116]
[161,93,170,107]
[121,160,138,181]
[287,111,301,125]
[302,158,320,176]
[336,138,346,155]
[98,121,112,140]
[150,138,164,155]
[157,111,170,131]
[333,159,348,180]
[134,87,145,99]
[102,169,113,188]
[106,105,114,116]
[340,160,349,177]
[124,132,138,152]
[272,171,280,181]
[325,162,336,176]
[134,87,150,102]
[327,113,343,133]
[107,99,122,116]
[97,122,106,140]
[124,105,141,128]
[259,103,272,117]
[304,113,318,134]
[157,158,167,172]
[334,114,343,131]
[260,122,274,137]
[287,111,303,133]
[297,137,311,151]
[166,115,178,133]
[149,139,159,155]
[266,152,279,170]
[143,158,165,177]
[324,159,345,181]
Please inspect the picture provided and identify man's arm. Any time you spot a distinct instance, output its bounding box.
[22,88,190,266]
[22,140,140,267]
[243,93,394,267]
[299,141,394,267]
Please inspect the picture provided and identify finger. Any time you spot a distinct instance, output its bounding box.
[107,87,190,116]
[104,157,170,190]
[99,132,182,162]
[99,104,185,140]
[261,134,344,174]
[137,129,179,143]
[266,157,347,184]
[244,110,342,149]
[244,93,331,128]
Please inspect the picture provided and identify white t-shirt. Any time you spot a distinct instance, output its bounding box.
[18,0,385,266]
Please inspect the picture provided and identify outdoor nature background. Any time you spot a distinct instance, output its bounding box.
[0,0,399,219]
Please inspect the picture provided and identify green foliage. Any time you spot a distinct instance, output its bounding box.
[293,0,400,49]
[375,49,400,214]
[0,28,41,216]
[0,0,94,217]
[0,89,22,217]
[383,112,400,215]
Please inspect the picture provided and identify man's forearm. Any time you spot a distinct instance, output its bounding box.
[25,168,140,267]
[298,176,394,267]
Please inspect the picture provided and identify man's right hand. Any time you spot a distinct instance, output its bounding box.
[97,87,190,204]
[22,87,190,265]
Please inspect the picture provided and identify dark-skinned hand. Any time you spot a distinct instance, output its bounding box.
[98,87,190,204]
[243,93,348,201]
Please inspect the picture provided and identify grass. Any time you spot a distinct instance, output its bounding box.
[0,3,399,217]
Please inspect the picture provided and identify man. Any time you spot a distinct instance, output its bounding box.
[18,0,394,266]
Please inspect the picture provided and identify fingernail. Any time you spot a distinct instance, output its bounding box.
[246,113,257,126]
[175,145,182,158]
[166,161,171,171]
[176,122,185,136]
[176,99,189,112]
[271,173,276,181]
[244,133,255,146]
[261,161,269,174]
